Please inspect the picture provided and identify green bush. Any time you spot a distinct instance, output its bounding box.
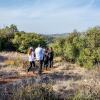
[0,25,47,53]
[50,27,100,68]
[12,32,47,53]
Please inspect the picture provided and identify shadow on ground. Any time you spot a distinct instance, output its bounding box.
[0,56,8,63]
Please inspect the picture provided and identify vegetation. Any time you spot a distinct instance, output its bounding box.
[0,24,100,68]
[50,27,100,68]
[9,84,57,100]
[8,83,100,100]
[0,24,47,53]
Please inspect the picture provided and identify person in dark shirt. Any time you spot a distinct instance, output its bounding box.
[43,48,49,70]
[49,47,54,68]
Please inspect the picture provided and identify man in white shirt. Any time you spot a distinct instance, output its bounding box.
[35,44,44,74]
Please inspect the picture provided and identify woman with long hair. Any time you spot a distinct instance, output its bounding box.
[28,47,35,72]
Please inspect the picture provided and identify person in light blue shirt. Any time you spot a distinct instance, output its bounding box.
[35,44,44,74]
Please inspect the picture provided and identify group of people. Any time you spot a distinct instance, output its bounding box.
[28,44,54,74]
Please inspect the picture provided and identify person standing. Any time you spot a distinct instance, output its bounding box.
[49,47,54,68]
[28,47,35,72]
[35,44,44,74]
[43,48,49,70]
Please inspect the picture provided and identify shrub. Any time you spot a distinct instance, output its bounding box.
[10,84,57,100]
[50,27,100,69]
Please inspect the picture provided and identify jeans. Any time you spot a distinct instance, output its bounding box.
[28,61,35,72]
[49,59,53,68]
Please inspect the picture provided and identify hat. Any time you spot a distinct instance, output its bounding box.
[29,47,33,50]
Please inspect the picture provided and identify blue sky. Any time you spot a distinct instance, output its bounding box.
[0,0,100,34]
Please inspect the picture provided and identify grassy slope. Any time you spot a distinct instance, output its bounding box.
[0,52,100,99]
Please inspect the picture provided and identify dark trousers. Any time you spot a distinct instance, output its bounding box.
[49,59,53,68]
[38,60,43,74]
[28,61,35,72]
[44,64,48,70]
[44,61,48,70]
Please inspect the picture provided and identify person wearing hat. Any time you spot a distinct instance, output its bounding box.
[27,47,35,72]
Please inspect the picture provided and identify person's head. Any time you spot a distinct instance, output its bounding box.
[28,47,33,55]
[46,47,49,51]
[29,47,33,50]
[44,48,49,53]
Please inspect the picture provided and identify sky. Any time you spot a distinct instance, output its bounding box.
[0,0,100,34]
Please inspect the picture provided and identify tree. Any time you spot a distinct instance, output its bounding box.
[50,27,100,68]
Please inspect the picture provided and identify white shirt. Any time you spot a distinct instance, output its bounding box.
[35,47,43,60]
[28,51,35,61]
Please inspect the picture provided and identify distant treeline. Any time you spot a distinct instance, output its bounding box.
[0,24,47,53]
[50,27,100,68]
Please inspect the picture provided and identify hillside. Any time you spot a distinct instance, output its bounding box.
[0,52,100,99]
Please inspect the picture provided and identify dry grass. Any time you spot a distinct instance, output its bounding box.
[8,84,56,100]
[0,52,29,68]
[0,52,100,99]
[54,57,63,63]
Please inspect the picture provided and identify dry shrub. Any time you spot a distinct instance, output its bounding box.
[22,60,29,71]
[73,84,100,100]
[4,60,15,67]
[4,57,26,68]
[10,84,57,100]
[54,57,63,63]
